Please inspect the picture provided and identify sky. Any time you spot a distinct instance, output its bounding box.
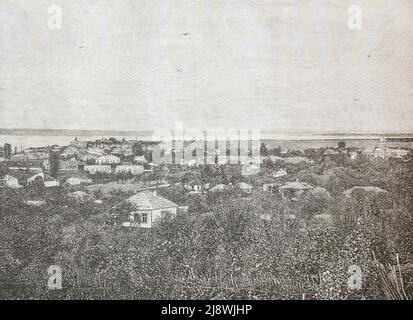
[0,0,412,133]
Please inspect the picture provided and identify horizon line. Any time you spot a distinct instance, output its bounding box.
[1,127,413,136]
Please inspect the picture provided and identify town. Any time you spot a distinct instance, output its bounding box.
[0,135,412,300]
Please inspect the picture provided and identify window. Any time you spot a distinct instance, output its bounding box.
[141,213,148,223]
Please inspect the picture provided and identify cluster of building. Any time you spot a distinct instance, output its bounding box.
[0,167,59,189]
[0,138,159,189]
[182,180,254,195]
[1,136,411,230]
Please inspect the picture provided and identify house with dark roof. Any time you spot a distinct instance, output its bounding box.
[278,181,314,200]
[122,192,178,228]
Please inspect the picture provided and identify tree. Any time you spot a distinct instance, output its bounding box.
[111,201,138,225]
[27,176,46,197]
[0,163,8,176]
[132,141,144,156]
[338,141,346,149]
[108,137,118,144]
[260,143,268,156]
[49,151,60,178]
[300,188,332,221]
[394,151,413,211]
[187,194,209,213]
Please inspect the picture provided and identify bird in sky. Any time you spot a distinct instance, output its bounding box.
[181,32,190,36]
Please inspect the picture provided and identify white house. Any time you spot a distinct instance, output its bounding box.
[242,164,260,176]
[86,147,105,156]
[84,165,112,175]
[43,175,59,188]
[273,168,288,178]
[66,177,93,186]
[8,167,43,173]
[0,175,21,188]
[237,182,253,194]
[7,169,57,188]
[133,156,147,164]
[26,200,46,206]
[263,182,281,193]
[2,169,44,188]
[96,155,121,165]
[115,165,144,175]
[121,192,178,228]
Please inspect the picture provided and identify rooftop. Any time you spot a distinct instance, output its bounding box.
[8,168,42,182]
[127,192,178,211]
[343,186,389,197]
[209,184,227,192]
[279,181,314,190]
[237,182,253,189]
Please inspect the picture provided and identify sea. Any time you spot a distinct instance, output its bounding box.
[1,132,412,152]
